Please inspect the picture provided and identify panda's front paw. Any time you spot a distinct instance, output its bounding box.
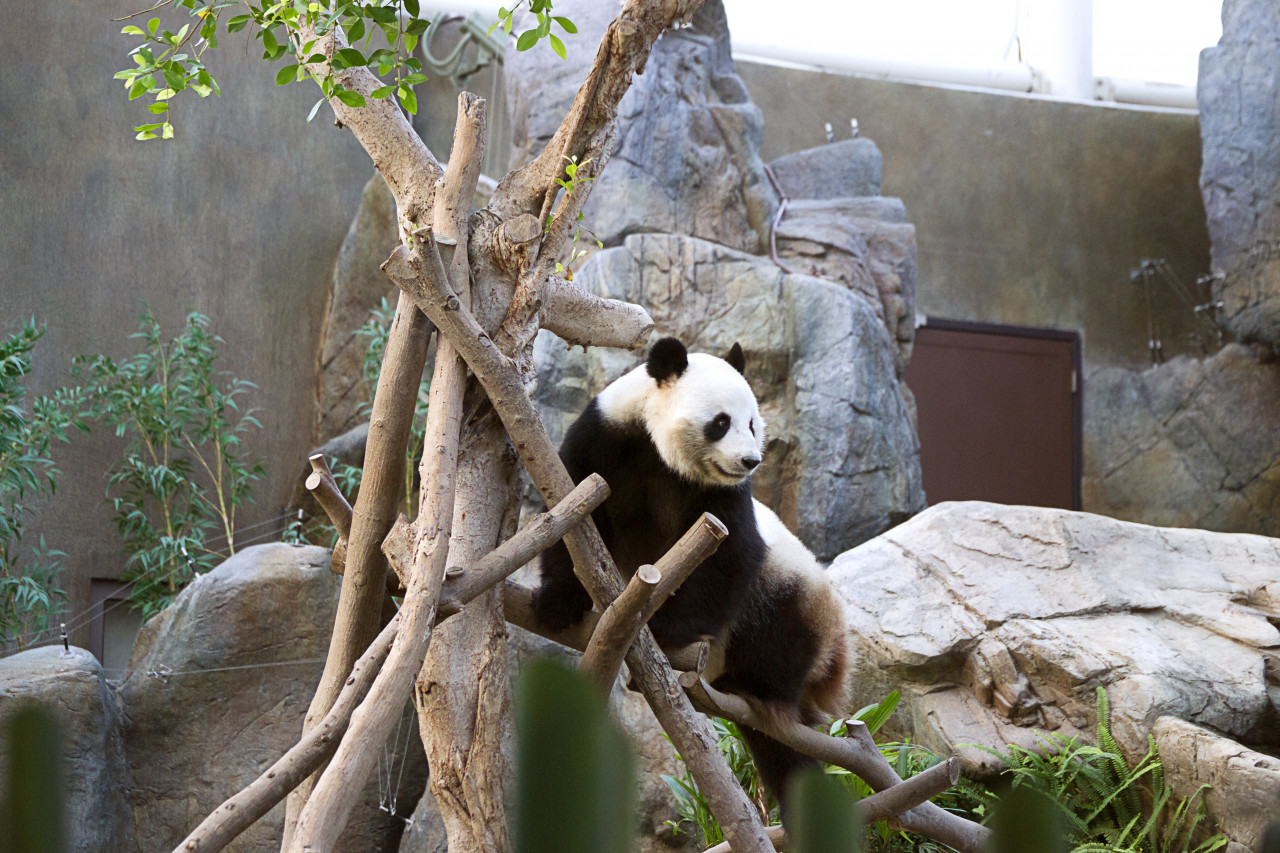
[532,580,593,633]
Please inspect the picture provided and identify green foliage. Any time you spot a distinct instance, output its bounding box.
[514,659,635,853]
[788,769,864,853]
[0,321,76,651]
[117,0,577,137]
[973,687,1227,853]
[547,156,604,281]
[72,310,265,619]
[663,717,770,846]
[491,0,576,59]
[0,704,67,853]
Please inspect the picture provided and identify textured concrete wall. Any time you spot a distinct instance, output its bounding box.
[737,62,1211,368]
[0,0,373,647]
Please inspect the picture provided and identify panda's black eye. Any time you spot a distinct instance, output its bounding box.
[749,419,755,437]
[704,412,731,442]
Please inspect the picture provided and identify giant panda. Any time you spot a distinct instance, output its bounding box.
[533,336,850,811]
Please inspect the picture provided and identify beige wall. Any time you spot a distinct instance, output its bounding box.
[738,61,1211,368]
[0,0,373,648]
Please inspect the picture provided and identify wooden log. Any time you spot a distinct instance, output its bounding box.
[579,513,727,688]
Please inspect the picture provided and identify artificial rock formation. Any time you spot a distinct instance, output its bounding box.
[315,173,401,443]
[0,646,137,852]
[121,543,426,852]
[1083,343,1280,538]
[1199,0,1280,348]
[506,0,776,254]
[830,501,1280,849]
[534,233,925,561]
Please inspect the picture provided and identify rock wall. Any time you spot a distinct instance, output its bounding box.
[506,0,776,254]
[1199,0,1280,348]
[1083,344,1280,536]
[120,543,425,852]
[0,647,136,852]
[830,501,1280,849]
[534,234,925,561]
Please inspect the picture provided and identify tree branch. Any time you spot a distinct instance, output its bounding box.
[678,675,990,853]
[306,453,352,540]
[381,250,776,853]
[171,476,606,853]
[294,21,442,233]
[285,291,432,845]
[289,96,485,853]
[579,513,727,688]
[540,275,655,350]
[489,0,706,360]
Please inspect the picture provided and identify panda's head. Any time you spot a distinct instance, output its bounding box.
[600,337,766,488]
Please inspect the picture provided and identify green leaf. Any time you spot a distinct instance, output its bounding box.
[370,84,396,99]
[402,72,427,85]
[334,89,366,108]
[226,13,251,32]
[335,47,365,68]
[405,17,429,36]
[147,16,160,34]
[275,63,298,85]
[306,96,325,122]
[403,0,419,18]
[128,79,150,100]
[515,28,538,51]
[121,25,146,35]
[404,32,418,54]
[346,16,365,41]
[368,5,396,23]
[549,33,565,60]
[261,26,278,51]
[399,86,417,115]
[553,16,576,34]
[147,102,170,114]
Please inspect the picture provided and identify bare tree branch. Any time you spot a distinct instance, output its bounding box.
[285,292,432,845]
[540,275,655,350]
[307,454,352,540]
[290,95,486,853]
[294,21,442,233]
[679,675,990,853]
[579,513,727,687]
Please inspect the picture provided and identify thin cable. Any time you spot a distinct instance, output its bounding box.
[141,657,327,677]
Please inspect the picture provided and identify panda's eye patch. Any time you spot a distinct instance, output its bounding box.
[704,412,732,442]
[749,419,755,437]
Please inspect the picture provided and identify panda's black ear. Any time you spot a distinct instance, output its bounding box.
[726,342,746,375]
[647,337,688,384]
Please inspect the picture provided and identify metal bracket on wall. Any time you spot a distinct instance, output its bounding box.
[422,12,506,88]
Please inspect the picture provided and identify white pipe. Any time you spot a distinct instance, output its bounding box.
[732,41,1039,93]
[1095,77,1198,110]
[1022,0,1094,99]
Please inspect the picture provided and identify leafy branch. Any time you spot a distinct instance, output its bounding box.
[490,0,577,59]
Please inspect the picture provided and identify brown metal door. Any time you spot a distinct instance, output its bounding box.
[903,319,1082,510]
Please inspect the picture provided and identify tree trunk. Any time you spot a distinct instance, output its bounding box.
[415,414,520,853]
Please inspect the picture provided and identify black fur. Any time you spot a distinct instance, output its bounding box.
[532,398,766,650]
[646,337,689,385]
[726,342,746,375]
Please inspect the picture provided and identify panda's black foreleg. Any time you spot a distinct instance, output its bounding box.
[738,724,819,823]
[531,539,594,632]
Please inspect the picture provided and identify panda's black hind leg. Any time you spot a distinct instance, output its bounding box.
[738,724,820,824]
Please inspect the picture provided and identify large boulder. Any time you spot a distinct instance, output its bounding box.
[1198,0,1280,347]
[534,233,925,561]
[773,196,918,375]
[1083,343,1280,537]
[120,543,426,852]
[0,646,136,852]
[505,0,777,254]
[830,501,1280,848]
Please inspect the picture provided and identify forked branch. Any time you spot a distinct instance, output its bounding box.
[679,675,990,853]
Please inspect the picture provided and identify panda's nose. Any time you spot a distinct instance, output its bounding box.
[741,456,761,471]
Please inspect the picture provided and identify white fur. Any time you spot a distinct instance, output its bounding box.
[597,353,766,487]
